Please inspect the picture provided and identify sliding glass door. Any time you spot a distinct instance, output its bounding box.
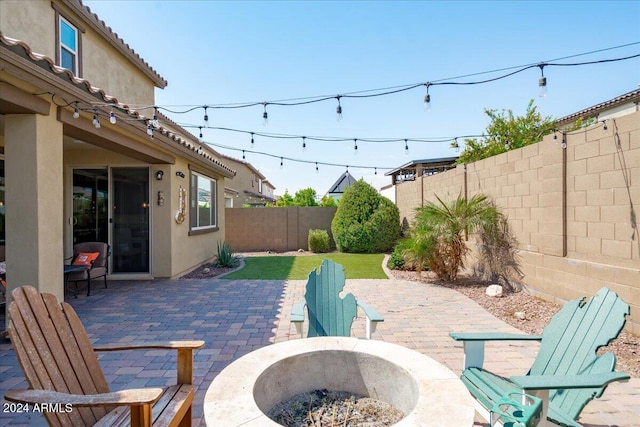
[72,169,108,244]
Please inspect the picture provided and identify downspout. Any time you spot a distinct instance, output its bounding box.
[561,132,567,257]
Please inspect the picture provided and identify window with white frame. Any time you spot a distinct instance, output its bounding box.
[190,171,217,231]
[59,17,78,74]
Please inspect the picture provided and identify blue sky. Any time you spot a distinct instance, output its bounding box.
[84,0,640,197]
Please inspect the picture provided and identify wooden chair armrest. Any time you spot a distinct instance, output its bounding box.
[94,340,204,384]
[356,301,383,339]
[93,340,204,351]
[450,333,542,371]
[4,388,163,407]
[449,332,542,341]
[291,301,306,336]
[511,372,630,390]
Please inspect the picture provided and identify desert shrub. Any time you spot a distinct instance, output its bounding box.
[308,229,330,253]
[214,241,239,268]
[331,180,400,253]
[412,193,500,281]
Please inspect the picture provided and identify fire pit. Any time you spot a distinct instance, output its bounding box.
[204,337,475,426]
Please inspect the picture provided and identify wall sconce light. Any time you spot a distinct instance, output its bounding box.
[156,170,164,180]
[176,171,185,178]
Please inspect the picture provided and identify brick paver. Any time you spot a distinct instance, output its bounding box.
[1,278,638,426]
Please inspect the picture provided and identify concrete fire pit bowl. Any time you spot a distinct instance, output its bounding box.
[204,337,475,426]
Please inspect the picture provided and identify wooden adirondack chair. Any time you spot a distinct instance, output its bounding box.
[450,287,630,427]
[4,286,205,427]
[291,259,383,339]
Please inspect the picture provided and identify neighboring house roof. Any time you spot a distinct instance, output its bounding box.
[244,189,276,203]
[217,152,268,181]
[555,88,640,127]
[385,157,459,178]
[327,171,357,195]
[0,32,235,178]
[67,0,167,88]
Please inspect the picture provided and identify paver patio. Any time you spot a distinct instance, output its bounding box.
[1,278,638,426]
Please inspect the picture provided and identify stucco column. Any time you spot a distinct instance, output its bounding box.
[4,111,64,310]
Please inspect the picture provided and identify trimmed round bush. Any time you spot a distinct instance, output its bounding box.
[331,180,400,253]
[308,229,330,253]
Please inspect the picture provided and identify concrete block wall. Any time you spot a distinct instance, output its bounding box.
[395,111,640,333]
[225,207,337,252]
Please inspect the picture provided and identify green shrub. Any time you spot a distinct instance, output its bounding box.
[214,241,239,268]
[331,180,400,253]
[387,239,408,270]
[308,229,330,253]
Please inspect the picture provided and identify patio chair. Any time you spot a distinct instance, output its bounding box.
[4,285,204,427]
[67,242,110,296]
[291,259,383,339]
[450,287,630,427]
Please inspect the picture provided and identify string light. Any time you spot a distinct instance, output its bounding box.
[92,109,100,128]
[315,162,319,173]
[262,103,269,126]
[146,122,153,137]
[280,157,283,169]
[242,150,245,160]
[452,138,459,151]
[109,109,116,124]
[251,132,255,146]
[504,139,510,150]
[73,101,80,118]
[353,139,358,154]
[302,136,307,151]
[602,120,608,132]
[336,96,343,122]
[404,139,409,155]
[203,106,209,127]
[423,82,432,111]
[374,167,377,175]
[538,64,548,97]
[561,132,567,149]
[199,126,203,139]
[197,146,203,155]
[153,107,159,127]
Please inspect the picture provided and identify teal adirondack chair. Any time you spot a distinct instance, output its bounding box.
[450,287,630,427]
[291,259,383,339]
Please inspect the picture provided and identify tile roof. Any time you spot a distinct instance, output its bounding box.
[555,88,640,126]
[70,0,167,88]
[0,32,235,177]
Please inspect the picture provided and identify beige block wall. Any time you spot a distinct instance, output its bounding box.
[226,207,337,252]
[395,111,640,334]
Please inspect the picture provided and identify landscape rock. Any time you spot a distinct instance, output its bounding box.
[514,311,526,320]
[485,284,503,297]
[202,267,211,274]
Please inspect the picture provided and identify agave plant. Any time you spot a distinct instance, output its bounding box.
[411,193,501,281]
[214,241,239,268]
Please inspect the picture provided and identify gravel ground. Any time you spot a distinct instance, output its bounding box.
[390,269,640,378]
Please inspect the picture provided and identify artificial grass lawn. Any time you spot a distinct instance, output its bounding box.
[222,253,387,280]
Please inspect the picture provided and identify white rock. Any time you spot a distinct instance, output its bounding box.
[486,284,503,297]
[298,248,305,252]
[514,311,526,320]
[203,267,211,274]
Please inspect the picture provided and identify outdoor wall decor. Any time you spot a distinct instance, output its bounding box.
[175,186,186,224]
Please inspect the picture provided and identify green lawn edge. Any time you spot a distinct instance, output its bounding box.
[222,253,387,280]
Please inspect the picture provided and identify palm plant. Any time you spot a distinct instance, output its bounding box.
[411,193,500,281]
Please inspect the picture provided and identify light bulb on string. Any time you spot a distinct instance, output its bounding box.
[280,157,283,169]
[262,103,269,126]
[197,146,203,155]
[203,106,209,127]
[92,110,100,128]
[153,107,159,127]
[315,162,319,174]
[404,139,409,155]
[561,132,567,149]
[146,122,153,137]
[602,120,608,132]
[504,139,510,150]
[452,138,459,152]
[374,168,377,175]
[242,150,245,160]
[73,102,80,119]
[199,126,203,139]
[250,132,255,147]
[538,64,548,97]
[423,83,431,111]
[553,132,558,141]
[353,139,358,155]
[109,109,116,124]
[336,96,343,122]
[302,136,307,152]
